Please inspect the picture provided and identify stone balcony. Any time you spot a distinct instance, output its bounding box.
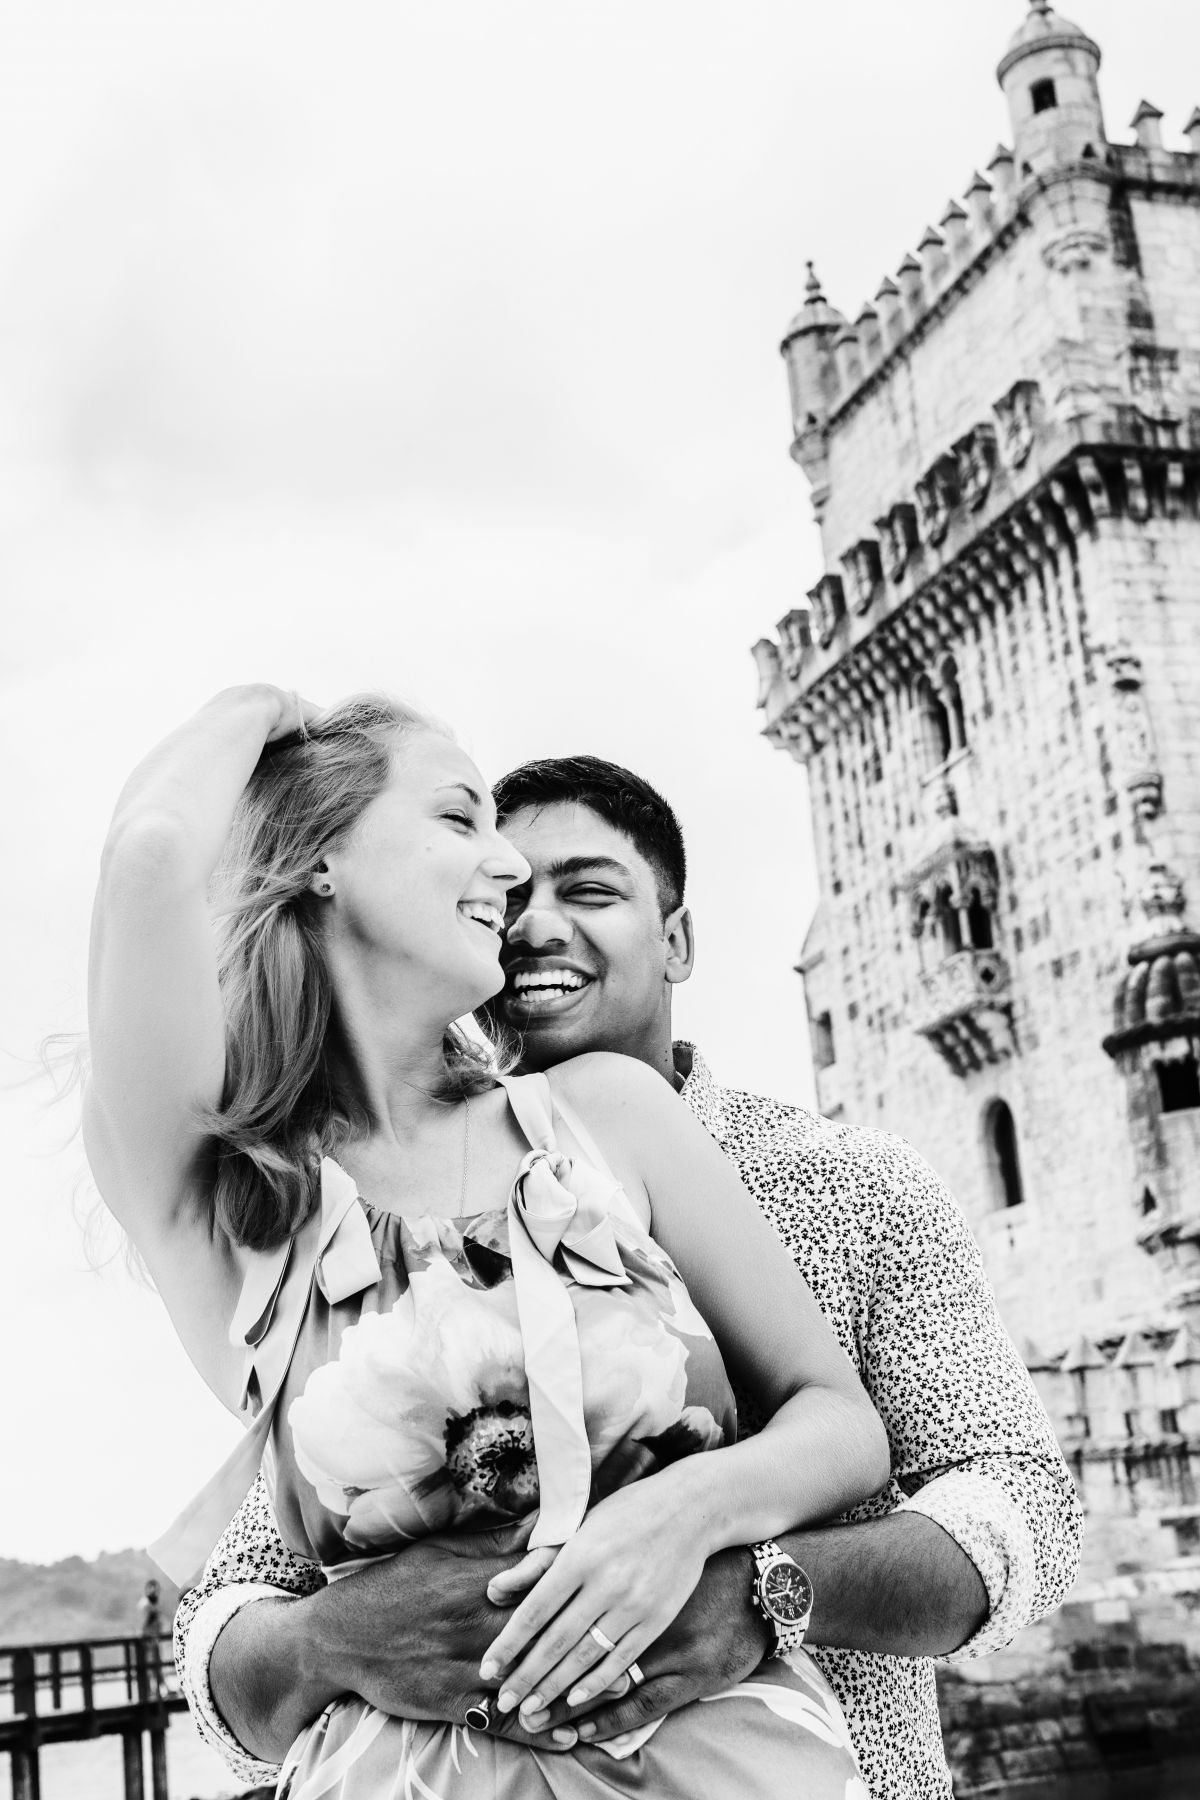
[912,948,1015,1074]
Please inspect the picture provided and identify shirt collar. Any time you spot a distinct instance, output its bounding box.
[673,1040,726,1136]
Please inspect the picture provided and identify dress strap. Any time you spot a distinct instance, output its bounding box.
[149,1159,382,1586]
[498,1073,633,1549]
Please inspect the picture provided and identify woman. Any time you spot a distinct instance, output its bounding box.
[84,685,890,1799]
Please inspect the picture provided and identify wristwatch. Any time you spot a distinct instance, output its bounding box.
[749,1540,814,1659]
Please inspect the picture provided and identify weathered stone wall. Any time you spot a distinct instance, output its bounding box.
[793,148,1200,1347]
[799,520,1182,1343]
[819,217,1072,577]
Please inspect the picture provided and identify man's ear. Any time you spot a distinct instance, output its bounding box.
[663,905,695,986]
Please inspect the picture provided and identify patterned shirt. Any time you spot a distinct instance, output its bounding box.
[173,1044,1082,1799]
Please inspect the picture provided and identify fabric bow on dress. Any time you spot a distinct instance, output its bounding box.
[506,1136,632,1549]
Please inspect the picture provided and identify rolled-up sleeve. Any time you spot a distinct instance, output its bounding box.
[859,1131,1084,1654]
[172,1472,324,1786]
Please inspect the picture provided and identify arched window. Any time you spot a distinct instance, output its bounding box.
[1031,78,1058,115]
[984,1101,1025,1210]
[810,1011,836,1071]
[916,676,952,768]
[966,889,994,950]
[940,657,968,752]
[935,885,963,954]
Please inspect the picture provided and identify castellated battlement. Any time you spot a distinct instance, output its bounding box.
[769,2,1200,726]
[784,127,1200,456]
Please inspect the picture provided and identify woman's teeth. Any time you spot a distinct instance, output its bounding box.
[460,901,503,933]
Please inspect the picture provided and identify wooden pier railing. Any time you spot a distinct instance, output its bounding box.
[0,1633,187,1800]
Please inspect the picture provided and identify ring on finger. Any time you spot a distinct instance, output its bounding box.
[464,1697,493,1732]
[588,1625,617,1654]
[627,1662,645,1688]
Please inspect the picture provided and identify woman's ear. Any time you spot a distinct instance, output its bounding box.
[308,860,335,898]
[663,906,695,986]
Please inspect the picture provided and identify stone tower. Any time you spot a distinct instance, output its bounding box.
[754,2,1200,1575]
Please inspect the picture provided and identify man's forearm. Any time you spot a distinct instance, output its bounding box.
[205,1532,551,1763]
[782,1511,988,1657]
[210,1594,343,1762]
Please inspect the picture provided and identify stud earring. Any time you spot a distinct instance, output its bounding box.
[317,879,334,896]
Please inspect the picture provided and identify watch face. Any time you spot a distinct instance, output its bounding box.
[761,1559,814,1625]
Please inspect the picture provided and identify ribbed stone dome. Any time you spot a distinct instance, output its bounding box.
[997,2,1101,83]
[1105,934,1200,1055]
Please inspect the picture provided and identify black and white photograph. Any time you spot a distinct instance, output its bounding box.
[3,3,1200,1796]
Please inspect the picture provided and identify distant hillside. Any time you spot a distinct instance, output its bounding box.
[0,1549,181,1646]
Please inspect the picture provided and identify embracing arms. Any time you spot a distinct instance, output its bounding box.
[555,1126,1082,1743]
[83,685,318,1403]
[473,1054,892,1721]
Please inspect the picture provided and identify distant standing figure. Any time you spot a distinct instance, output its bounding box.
[137,1579,163,1638]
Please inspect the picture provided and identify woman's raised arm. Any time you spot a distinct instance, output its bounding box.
[83,685,319,1399]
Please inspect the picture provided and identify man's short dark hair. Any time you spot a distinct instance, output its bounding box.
[493,755,687,915]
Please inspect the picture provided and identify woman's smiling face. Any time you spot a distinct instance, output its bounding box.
[322,731,530,1019]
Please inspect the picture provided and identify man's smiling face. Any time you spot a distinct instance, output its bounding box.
[494,800,692,1074]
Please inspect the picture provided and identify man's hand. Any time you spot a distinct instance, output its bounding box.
[517,1547,769,1744]
[211,1524,580,1760]
[520,1512,990,1744]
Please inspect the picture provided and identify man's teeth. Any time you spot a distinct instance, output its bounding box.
[460,902,503,933]
[511,971,589,993]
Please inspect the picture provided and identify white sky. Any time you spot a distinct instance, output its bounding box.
[3,1,1198,1562]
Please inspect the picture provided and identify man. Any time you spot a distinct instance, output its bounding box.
[173,756,1082,1799]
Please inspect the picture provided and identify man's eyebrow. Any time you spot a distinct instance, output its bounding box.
[547,855,634,881]
[437,782,485,808]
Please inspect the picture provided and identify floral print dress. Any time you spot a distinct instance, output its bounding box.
[254,1074,864,1799]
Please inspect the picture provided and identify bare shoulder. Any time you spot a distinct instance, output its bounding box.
[545,1052,679,1121]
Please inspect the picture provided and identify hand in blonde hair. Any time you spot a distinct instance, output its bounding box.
[263,688,325,743]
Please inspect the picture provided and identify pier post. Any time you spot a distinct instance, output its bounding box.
[150,1725,169,1800]
[122,1730,145,1800]
[11,1648,41,1800]
[11,1744,41,1800]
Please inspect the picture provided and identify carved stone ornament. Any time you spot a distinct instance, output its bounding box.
[874,502,920,580]
[1139,861,1188,935]
[1128,344,1183,445]
[915,455,960,547]
[751,636,782,709]
[906,839,1001,935]
[806,573,845,649]
[912,950,1015,1076]
[953,423,999,511]
[993,379,1041,469]
[840,539,884,615]
[1106,643,1162,822]
[774,607,812,681]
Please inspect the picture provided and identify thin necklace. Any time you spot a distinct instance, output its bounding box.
[457,1093,471,1218]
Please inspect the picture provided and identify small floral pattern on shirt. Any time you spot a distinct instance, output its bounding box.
[173,1045,1082,1800]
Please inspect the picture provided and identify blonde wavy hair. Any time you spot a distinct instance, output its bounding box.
[206,693,499,1250]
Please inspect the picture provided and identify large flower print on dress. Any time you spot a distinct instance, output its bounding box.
[289,1258,535,1547]
[288,1219,726,1552]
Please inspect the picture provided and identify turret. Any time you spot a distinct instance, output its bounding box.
[779,264,844,514]
[779,263,843,442]
[997,1,1107,178]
